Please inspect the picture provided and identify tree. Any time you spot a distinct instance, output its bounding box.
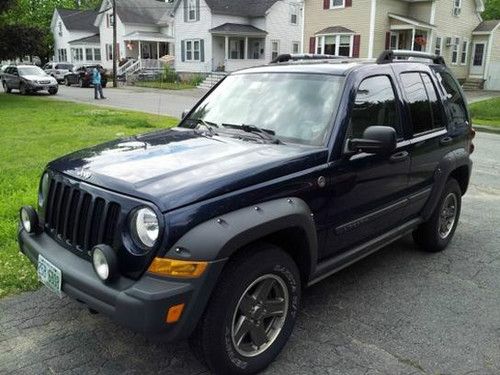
[0,24,48,60]
[483,0,500,20]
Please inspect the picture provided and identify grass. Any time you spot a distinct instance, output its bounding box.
[469,97,500,127]
[133,80,197,90]
[0,93,178,298]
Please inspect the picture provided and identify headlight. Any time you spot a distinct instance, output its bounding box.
[130,207,159,248]
[38,172,50,208]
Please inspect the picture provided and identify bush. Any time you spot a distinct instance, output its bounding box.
[189,74,205,86]
[162,65,178,83]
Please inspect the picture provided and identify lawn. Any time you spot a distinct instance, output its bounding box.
[133,80,197,90]
[0,93,178,298]
[469,97,500,127]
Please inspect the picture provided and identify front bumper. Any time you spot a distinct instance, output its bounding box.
[18,228,226,340]
[27,83,57,91]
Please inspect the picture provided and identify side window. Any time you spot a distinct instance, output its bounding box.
[348,75,401,139]
[400,72,442,135]
[435,71,468,126]
[420,73,443,129]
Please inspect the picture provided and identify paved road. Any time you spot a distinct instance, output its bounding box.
[1,133,499,375]
[48,85,206,118]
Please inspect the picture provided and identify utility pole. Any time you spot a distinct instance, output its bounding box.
[112,0,117,88]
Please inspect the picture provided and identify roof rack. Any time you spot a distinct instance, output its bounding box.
[377,50,446,65]
[271,53,345,64]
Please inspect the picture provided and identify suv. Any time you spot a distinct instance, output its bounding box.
[63,65,107,88]
[43,62,74,83]
[19,51,474,374]
[2,65,58,95]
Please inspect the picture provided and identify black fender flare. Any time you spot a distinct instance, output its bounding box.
[168,197,318,278]
[422,148,472,220]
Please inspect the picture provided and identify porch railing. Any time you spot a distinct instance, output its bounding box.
[140,59,166,70]
[117,59,136,75]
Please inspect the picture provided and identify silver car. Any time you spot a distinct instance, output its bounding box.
[43,62,74,83]
[2,65,58,95]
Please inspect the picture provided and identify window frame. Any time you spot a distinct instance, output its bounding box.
[451,37,460,65]
[271,40,280,61]
[315,34,354,57]
[292,41,300,54]
[187,0,198,21]
[434,36,442,56]
[329,0,345,9]
[290,4,298,25]
[94,48,101,61]
[460,39,468,65]
[184,39,201,61]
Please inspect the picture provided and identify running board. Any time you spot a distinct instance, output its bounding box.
[307,218,422,286]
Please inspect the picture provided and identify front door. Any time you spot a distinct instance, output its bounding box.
[470,43,486,76]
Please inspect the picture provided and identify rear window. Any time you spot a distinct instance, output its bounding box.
[435,71,468,127]
[55,64,73,70]
[401,72,443,135]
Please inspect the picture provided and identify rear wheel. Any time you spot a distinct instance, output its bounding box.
[413,178,462,252]
[2,81,11,93]
[190,244,301,374]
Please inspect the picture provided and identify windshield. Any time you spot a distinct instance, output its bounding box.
[18,66,46,76]
[55,64,73,70]
[183,73,344,145]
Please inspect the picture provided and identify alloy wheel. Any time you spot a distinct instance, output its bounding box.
[231,274,289,357]
[438,193,458,239]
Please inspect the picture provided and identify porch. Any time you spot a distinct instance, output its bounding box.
[210,23,267,72]
[388,13,435,53]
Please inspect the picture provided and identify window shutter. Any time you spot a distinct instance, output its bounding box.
[353,35,361,57]
[309,37,316,53]
[345,0,352,7]
[181,40,185,62]
[183,0,188,22]
[323,0,329,9]
[196,0,200,21]
[385,32,390,50]
[200,39,205,62]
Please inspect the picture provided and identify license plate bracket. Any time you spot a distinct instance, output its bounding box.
[37,255,62,297]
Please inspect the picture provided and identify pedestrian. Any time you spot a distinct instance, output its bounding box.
[92,67,106,100]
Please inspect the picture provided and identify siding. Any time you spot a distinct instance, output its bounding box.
[265,0,303,60]
[373,0,409,57]
[408,2,433,24]
[52,12,97,63]
[484,30,500,89]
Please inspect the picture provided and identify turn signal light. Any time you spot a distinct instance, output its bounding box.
[148,257,208,278]
[166,303,185,323]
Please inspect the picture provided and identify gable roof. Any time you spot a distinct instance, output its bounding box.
[315,26,355,35]
[56,8,99,32]
[69,34,100,44]
[174,0,280,17]
[210,23,267,34]
[473,20,500,33]
[116,0,174,25]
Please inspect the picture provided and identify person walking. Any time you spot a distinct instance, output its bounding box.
[92,67,106,100]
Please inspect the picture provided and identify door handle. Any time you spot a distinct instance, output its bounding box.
[389,151,409,163]
[440,136,453,146]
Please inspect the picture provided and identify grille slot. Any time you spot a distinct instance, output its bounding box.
[44,176,121,253]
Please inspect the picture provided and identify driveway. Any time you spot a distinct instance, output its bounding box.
[1,135,499,375]
[49,85,206,118]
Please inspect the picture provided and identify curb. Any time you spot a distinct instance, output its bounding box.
[473,124,500,135]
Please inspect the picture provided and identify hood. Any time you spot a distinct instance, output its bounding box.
[22,74,56,82]
[48,128,327,212]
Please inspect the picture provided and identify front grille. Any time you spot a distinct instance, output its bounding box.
[44,176,121,253]
[38,80,51,84]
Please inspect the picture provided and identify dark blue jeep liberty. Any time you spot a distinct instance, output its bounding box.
[19,51,474,374]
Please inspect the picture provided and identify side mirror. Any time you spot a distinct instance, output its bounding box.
[348,126,397,155]
[181,109,189,119]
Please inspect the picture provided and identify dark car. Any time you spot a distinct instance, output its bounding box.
[2,65,58,95]
[64,65,107,88]
[19,51,474,374]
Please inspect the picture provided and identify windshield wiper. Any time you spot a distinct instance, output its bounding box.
[192,118,219,136]
[221,123,281,144]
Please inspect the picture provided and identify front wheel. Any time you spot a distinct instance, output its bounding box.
[48,88,58,95]
[413,178,462,252]
[79,78,84,88]
[19,82,27,95]
[65,77,71,86]
[190,244,301,374]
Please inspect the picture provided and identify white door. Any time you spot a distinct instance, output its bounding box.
[470,42,486,76]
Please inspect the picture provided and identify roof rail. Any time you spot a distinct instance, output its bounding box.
[271,53,345,63]
[376,50,446,65]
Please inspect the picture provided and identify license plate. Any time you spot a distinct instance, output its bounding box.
[37,255,62,297]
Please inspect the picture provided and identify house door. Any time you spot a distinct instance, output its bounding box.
[470,43,486,76]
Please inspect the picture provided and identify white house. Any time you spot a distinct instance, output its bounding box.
[94,0,175,71]
[50,8,101,64]
[173,0,304,73]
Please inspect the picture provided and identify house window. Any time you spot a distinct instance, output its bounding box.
[290,4,298,24]
[94,48,101,61]
[316,34,353,57]
[271,40,280,60]
[188,0,198,21]
[184,39,201,61]
[460,40,468,64]
[329,0,345,8]
[434,36,442,55]
[451,37,460,64]
[453,0,462,16]
[106,44,113,60]
[85,48,93,61]
[390,33,399,50]
[292,41,300,54]
[248,39,265,59]
[58,22,63,36]
[229,38,245,59]
[72,48,83,62]
[107,13,114,27]
[58,49,67,62]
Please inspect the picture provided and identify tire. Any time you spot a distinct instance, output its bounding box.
[190,244,301,374]
[79,78,84,88]
[413,178,462,252]
[48,88,58,95]
[19,82,27,95]
[2,81,11,93]
[65,77,71,86]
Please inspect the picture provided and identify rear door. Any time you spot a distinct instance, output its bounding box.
[10,67,20,89]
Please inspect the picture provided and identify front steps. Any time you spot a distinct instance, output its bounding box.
[198,72,227,90]
[462,78,485,91]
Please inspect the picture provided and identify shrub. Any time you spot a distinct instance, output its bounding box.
[162,65,178,83]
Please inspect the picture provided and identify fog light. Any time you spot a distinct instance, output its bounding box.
[91,245,117,282]
[20,206,38,233]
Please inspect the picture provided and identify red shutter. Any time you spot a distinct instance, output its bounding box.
[345,0,352,7]
[324,0,330,9]
[309,37,316,53]
[385,32,390,50]
[352,35,361,57]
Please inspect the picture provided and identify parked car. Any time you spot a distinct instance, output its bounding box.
[19,51,474,374]
[2,65,58,95]
[43,62,74,83]
[63,65,107,88]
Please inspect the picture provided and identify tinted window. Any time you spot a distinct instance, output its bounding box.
[55,64,73,70]
[401,72,441,135]
[436,71,468,126]
[348,75,401,139]
[421,74,443,129]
